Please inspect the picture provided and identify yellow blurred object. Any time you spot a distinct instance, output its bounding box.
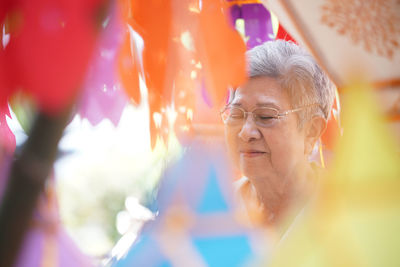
[268,82,400,267]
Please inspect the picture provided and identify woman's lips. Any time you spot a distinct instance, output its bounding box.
[240,151,266,157]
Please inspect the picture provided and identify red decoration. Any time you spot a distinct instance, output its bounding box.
[0,0,105,115]
[276,24,297,43]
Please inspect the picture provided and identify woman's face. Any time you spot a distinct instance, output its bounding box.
[225,76,308,191]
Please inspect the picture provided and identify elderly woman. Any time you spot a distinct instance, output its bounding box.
[221,40,335,229]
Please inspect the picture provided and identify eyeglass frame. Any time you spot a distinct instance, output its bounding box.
[220,103,319,127]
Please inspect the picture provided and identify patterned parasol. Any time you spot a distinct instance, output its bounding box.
[261,0,400,88]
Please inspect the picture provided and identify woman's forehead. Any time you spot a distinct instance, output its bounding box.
[231,93,281,109]
[232,77,290,109]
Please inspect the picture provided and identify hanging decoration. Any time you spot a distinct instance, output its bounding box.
[0,1,108,266]
[228,0,274,49]
[113,140,264,267]
[117,0,247,148]
[0,0,106,115]
[275,23,296,43]
[10,177,94,267]
[78,1,127,126]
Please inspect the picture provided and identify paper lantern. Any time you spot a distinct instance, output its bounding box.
[113,140,265,267]
[117,0,247,148]
[261,0,400,88]
[79,2,127,126]
[0,0,104,114]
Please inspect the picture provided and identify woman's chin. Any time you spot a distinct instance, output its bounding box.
[240,158,270,178]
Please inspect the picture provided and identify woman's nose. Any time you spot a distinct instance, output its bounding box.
[238,115,261,142]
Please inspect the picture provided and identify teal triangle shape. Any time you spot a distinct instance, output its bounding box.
[196,166,229,214]
[192,235,253,267]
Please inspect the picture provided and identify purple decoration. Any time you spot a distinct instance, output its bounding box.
[78,2,127,126]
[229,5,242,28]
[229,3,274,50]
[14,227,94,267]
[14,229,43,267]
[242,4,274,49]
[13,177,94,267]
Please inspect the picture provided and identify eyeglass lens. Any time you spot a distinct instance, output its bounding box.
[222,107,279,127]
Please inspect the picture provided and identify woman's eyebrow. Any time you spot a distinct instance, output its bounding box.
[256,102,280,109]
[230,103,242,107]
[230,102,281,109]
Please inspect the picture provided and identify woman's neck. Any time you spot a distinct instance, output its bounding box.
[251,162,316,227]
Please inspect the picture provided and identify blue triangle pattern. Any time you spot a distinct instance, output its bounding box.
[195,166,229,214]
[158,260,173,267]
[192,235,253,267]
[114,235,172,267]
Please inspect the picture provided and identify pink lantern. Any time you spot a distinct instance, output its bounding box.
[78,2,128,126]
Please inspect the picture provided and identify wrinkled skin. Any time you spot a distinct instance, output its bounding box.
[225,76,325,224]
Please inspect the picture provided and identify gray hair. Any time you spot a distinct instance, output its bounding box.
[241,40,335,128]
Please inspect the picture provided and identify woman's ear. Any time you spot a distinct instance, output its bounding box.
[304,116,327,155]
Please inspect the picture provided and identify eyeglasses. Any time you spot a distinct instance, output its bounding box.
[220,103,318,128]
